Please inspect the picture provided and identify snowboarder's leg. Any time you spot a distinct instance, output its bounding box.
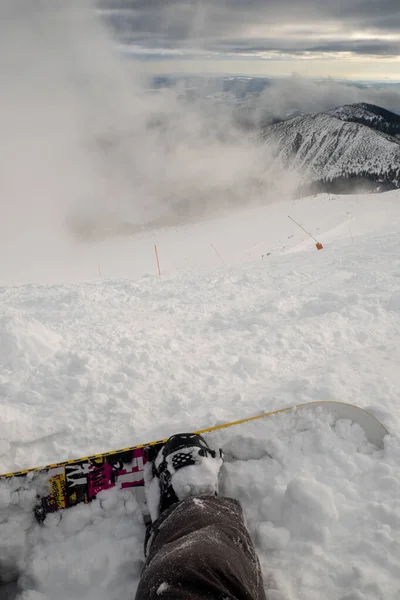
[136,494,266,600]
[135,433,266,600]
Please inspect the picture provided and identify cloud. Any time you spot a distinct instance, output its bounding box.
[306,40,400,56]
[0,0,299,261]
[249,76,400,127]
[100,0,400,59]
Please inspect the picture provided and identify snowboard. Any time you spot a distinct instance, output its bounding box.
[0,401,388,523]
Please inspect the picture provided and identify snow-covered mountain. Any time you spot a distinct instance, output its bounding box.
[262,103,400,194]
[328,103,400,138]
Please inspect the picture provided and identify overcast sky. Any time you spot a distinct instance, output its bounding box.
[99,0,400,79]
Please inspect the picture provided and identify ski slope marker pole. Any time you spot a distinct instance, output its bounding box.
[288,215,323,250]
[154,244,161,275]
[211,243,226,265]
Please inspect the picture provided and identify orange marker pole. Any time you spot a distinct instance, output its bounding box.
[154,244,161,276]
[288,215,323,250]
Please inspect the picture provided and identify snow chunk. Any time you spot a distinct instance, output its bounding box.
[170,454,223,502]
[281,477,338,543]
[0,486,12,511]
[0,312,61,370]
[193,498,206,508]
[257,521,291,552]
[157,582,170,595]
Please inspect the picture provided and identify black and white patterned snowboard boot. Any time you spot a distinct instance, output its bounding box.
[144,433,223,522]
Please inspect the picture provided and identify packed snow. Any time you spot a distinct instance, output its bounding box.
[1,189,400,599]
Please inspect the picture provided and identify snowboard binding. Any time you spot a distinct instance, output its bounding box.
[145,433,223,519]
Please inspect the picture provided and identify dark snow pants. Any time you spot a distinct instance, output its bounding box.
[135,496,266,600]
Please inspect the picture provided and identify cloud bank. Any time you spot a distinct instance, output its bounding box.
[0,0,297,257]
[100,0,400,61]
[248,76,400,127]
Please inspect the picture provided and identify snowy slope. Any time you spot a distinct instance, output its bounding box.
[1,190,400,599]
[263,103,400,191]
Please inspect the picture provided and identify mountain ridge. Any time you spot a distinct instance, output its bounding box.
[262,102,400,194]
[328,102,400,138]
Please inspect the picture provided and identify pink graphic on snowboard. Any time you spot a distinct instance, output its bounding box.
[87,448,146,498]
